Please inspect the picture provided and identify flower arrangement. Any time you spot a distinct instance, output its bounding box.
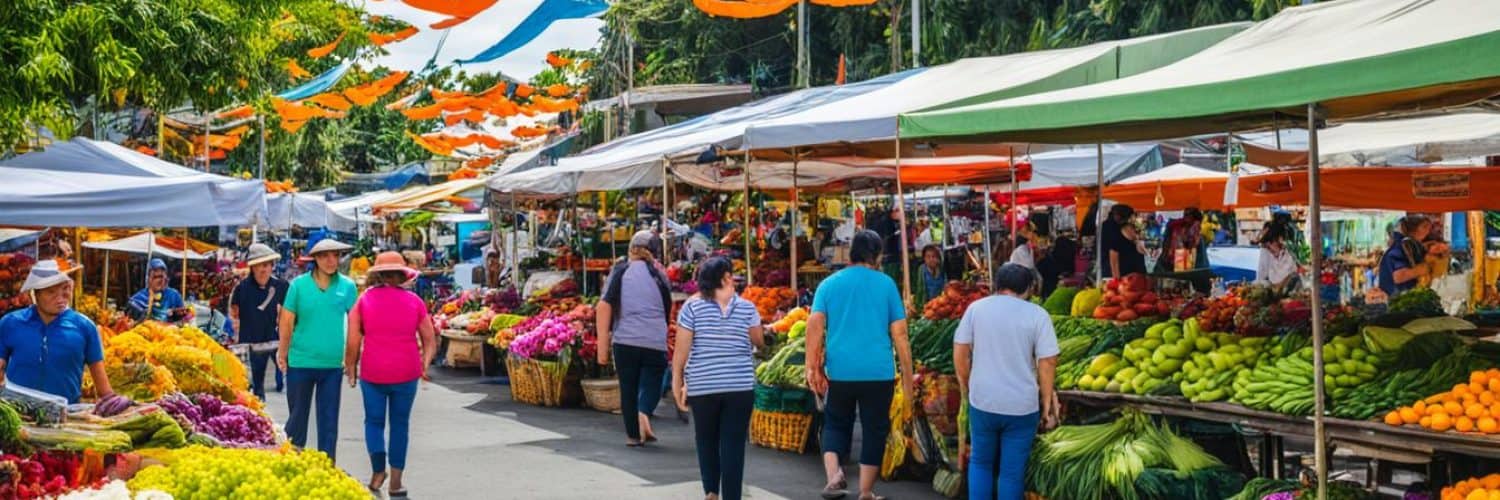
[509,317,578,360]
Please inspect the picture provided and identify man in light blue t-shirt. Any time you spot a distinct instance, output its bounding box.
[806,230,913,500]
[954,263,1060,500]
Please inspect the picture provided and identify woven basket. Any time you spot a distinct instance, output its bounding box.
[506,355,576,407]
[581,378,621,413]
[750,409,814,453]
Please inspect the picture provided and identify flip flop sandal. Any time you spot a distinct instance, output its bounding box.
[821,480,849,499]
[626,440,645,447]
[389,489,409,498]
[367,473,386,493]
[859,495,887,500]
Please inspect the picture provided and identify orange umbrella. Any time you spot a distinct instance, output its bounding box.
[306,32,345,59]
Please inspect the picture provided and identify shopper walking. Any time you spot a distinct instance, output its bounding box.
[597,230,674,447]
[806,230,915,500]
[278,238,357,461]
[345,251,436,496]
[672,256,765,500]
[230,244,288,400]
[954,264,1061,500]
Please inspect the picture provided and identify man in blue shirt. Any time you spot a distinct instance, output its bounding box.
[0,261,115,403]
[129,258,186,323]
[230,244,288,399]
[805,230,914,500]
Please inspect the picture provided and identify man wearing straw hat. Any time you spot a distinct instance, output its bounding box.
[0,261,116,404]
[230,244,288,400]
[278,238,357,461]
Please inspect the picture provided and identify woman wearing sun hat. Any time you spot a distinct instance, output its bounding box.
[278,238,357,461]
[230,244,288,400]
[0,260,116,404]
[343,251,437,496]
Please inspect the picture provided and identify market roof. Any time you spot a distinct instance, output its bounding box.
[0,166,264,228]
[1105,165,1500,211]
[898,0,1500,143]
[374,177,490,214]
[82,232,213,260]
[1,137,267,226]
[583,84,757,116]
[1242,111,1500,166]
[743,22,1249,150]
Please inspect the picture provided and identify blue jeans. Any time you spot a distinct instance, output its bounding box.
[360,380,419,473]
[246,351,284,400]
[613,344,667,440]
[821,380,894,467]
[284,367,343,461]
[687,390,753,500]
[967,406,1040,500]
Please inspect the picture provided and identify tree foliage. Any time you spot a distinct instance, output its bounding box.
[591,0,1297,97]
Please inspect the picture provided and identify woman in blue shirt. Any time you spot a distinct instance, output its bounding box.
[672,256,766,500]
[806,230,914,500]
[1379,215,1432,297]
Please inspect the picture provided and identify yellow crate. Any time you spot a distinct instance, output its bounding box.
[750,409,814,453]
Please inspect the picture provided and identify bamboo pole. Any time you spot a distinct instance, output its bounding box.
[895,132,912,306]
[744,151,755,286]
[510,194,519,289]
[790,149,799,294]
[101,250,110,304]
[1307,102,1328,500]
[1095,144,1105,284]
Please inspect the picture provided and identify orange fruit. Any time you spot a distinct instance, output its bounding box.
[1472,371,1489,386]
[1457,416,1476,432]
[1480,417,1499,434]
[1468,490,1486,500]
[1486,490,1500,500]
[1484,474,1500,489]
[1469,403,1489,419]
[1489,378,1500,394]
[1400,407,1421,425]
[1386,411,1405,426]
[1456,384,1473,396]
[1491,402,1500,419]
[1421,416,1433,428]
[1432,412,1454,431]
[1446,401,1466,416]
[1415,401,1429,413]
[1474,382,1490,395]
[1483,392,1497,406]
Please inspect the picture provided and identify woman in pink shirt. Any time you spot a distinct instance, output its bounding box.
[345,252,437,497]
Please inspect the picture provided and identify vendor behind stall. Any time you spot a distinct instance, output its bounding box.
[129,258,187,323]
[1158,208,1212,292]
[0,261,114,403]
[1379,215,1436,297]
[916,245,945,307]
[1255,212,1301,292]
[1099,204,1147,282]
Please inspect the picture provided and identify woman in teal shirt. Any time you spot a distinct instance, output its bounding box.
[277,239,357,461]
[806,230,915,500]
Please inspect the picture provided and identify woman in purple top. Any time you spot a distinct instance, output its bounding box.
[596,230,674,446]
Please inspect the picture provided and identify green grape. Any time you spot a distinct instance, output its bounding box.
[128,445,367,499]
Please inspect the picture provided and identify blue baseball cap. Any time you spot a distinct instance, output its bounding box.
[148,258,168,270]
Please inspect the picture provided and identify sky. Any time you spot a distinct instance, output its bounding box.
[354,0,605,80]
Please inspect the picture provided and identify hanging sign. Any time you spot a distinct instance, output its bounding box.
[1412,172,1470,199]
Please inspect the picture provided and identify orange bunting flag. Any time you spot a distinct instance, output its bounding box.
[546,52,573,68]
[406,130,455,156]
[461,108,487,124]
[402,0,497,28]
[442,114,466,127]
[224,125,252,137]
[402,103,444,120]
[438,97,477,112]
[487,98,520,117]
[810,0,878,5]
[448,168,481,180]
[343,87,377,107]
[281,120,308,133]
[693,0,797,19]
[385,89,424,110]
[431,89,470,100]
[510,125,548,138]
[514,84,534,98]
[306,32,345,59]
[216,105,256,121]
[287,59,313,80]
[476,136,512,149]
[530,96,579,113]
[306,93,353,111]
[465,157,496,169]
[369,26,419,46]
[545,84,571,97]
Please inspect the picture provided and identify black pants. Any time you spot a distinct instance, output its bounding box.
[688,390,753,500]
[822,380,894,467]
[614,344,667,441]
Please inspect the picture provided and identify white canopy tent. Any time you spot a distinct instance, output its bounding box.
[82,233,211,260]
[262,192,338,231]
[0,166,265,227]
[1111,162,1229,185]
[1241,111,1500,166]
[1,138,267,226]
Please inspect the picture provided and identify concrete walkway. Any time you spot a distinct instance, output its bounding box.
[263,368,944,499]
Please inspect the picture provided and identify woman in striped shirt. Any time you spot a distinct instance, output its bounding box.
[672,256,766,500]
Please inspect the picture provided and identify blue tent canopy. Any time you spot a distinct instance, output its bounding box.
[456,0,607,64]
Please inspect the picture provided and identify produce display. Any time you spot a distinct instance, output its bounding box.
[1071,287,1103,317]
[0,451,93,499]
[509,315,580,360]
[744,286,796,319]
[1383,368,1500,434]
[921,282,986,320]
[1441,474,1500,500]
[74,296,132,334]
[1027,410,1238,500]
[87,322,254,407]
[1227,477,1300,500]
[1091,274,1170,321]
[1333,333,1493,420]
[769,307,807,334]
[910,319,958,374]
[158,393,277,448]
[127,446,369,499]
[0,252,36,315]
[1043,286,1079,316]
[1230,334,1381,415]
[52,480,170,500]
[755,322,807,389]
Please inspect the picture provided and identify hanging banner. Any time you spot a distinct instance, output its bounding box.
[1412,171,1470,199]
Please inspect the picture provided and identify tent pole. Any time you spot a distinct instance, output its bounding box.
[940,183,951,268]
[911,0,921,68]
[253,115,265,244]
[1307,102,1328,500]
[102,250,110,304]
[1009,151,1018,249]
[744,151,755,286]
[982,183,993,287]
[143,232,155,324]
[1095,144,1104,285]
[510,195,519,290]
[662,157,671,261]
[74,228,82,304]
[895,132,913,307]
[796,0,808,88]
[181,229,189,300]
[791,149,800,295]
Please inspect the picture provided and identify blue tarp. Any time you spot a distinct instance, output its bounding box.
[277,60,354,101]
[456,0,608,64]
[384,163,432,190]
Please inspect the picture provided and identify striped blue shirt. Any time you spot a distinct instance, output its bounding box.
[677,295,761,397]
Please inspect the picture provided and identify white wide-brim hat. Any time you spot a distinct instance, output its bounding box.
[306,239,352,256]
[245,243,280,266]
[21,260,79,293]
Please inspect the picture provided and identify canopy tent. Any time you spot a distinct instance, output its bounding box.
[0,229,44,253]
[899,0,1500,143]
[2,138,267,226]
[1003,144,1166,205]
[1101,163,1232,211]
[82,232,212,260]
[0,166,265,227]
[326,190,395,232]
[488,69,923,196]
[1242,112,1500,166]
[743,22,1249,151]
[669,156,1030,192]
[262,192,339,231]
[374,177,491,214]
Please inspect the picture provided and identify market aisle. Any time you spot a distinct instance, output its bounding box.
[264,368,943,499]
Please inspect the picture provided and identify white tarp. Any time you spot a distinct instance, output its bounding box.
[1242,112,1500,166]
[0,166,263,227]
[1020,144,1165,190]
[1,138,267,225]
[488,69,923,196]
[263,193,337,231]
[743,23,1250,150]
[1112,163,1228,185]
[82,232,210,260]
[326,190,395,233]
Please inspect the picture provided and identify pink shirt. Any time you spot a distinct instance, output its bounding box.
[355,286,429,384]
